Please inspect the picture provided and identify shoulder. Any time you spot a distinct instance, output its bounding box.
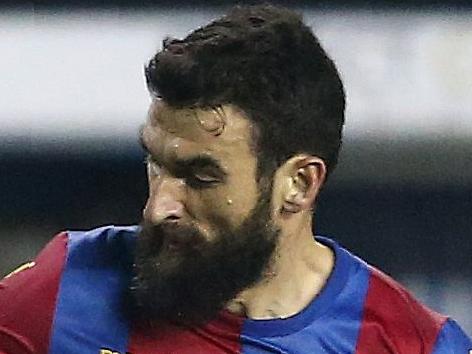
[430,318,472,353]
[355,265,471,353]
[66,225,138,268]
[0,231,68,354]
[0,225,138,354]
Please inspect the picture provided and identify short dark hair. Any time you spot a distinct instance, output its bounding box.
[145,4,345,179]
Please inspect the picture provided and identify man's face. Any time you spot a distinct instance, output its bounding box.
[130,100,279,326]
[141,100,261,237]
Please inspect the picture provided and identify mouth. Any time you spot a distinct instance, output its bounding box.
[163,231,202,252]
[142,221,207,254]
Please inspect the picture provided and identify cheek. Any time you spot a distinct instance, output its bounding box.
[186,179,259,230]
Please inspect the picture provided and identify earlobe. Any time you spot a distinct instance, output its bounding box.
[281,156,326,214]
[282,175,306,213]
[282,188,303,213]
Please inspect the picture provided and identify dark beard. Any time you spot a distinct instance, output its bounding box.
[127,189,279,327]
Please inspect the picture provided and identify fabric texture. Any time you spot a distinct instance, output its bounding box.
[0,225,470,353]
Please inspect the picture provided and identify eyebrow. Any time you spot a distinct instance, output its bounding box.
[138,125,227,179]
[176,155,227,178]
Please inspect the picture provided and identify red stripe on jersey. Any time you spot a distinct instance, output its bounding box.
[0,232,68,354]
[355,267,447,354]
[128,310,244,353]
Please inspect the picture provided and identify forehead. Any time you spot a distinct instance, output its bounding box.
[143,100,255,159]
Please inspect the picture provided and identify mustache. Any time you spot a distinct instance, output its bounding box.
[138,221,206,252]
[128,187,279,326]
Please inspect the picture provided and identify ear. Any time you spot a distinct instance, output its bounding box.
[281,155,327,214]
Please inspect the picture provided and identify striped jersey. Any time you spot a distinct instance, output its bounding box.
[0,225,470,353]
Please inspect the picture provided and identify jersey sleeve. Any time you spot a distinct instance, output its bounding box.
[431,319,472,354]
[355,267,451,354]
[0,232,68,354]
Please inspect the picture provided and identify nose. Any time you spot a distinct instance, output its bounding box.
[143,176,185,224]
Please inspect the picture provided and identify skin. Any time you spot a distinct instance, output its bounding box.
[140,99,335,320]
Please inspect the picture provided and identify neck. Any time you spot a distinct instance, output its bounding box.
[226,214,335,320]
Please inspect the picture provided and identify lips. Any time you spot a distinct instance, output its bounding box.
[159,222,204,250]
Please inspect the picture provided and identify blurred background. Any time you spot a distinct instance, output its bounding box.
[0,0,471,335]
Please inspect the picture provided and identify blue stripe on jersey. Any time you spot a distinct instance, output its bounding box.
[431,319,472,354]
[49,225,138,354]
[240,237,370,353]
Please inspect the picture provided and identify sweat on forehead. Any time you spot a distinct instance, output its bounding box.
[148,101,253,142]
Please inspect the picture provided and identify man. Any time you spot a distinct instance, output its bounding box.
[0,5,470,354]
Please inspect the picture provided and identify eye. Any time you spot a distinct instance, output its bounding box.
[195,171,221,182]
[187,172,220,188]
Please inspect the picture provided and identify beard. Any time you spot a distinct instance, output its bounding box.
[127,188,280,327]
